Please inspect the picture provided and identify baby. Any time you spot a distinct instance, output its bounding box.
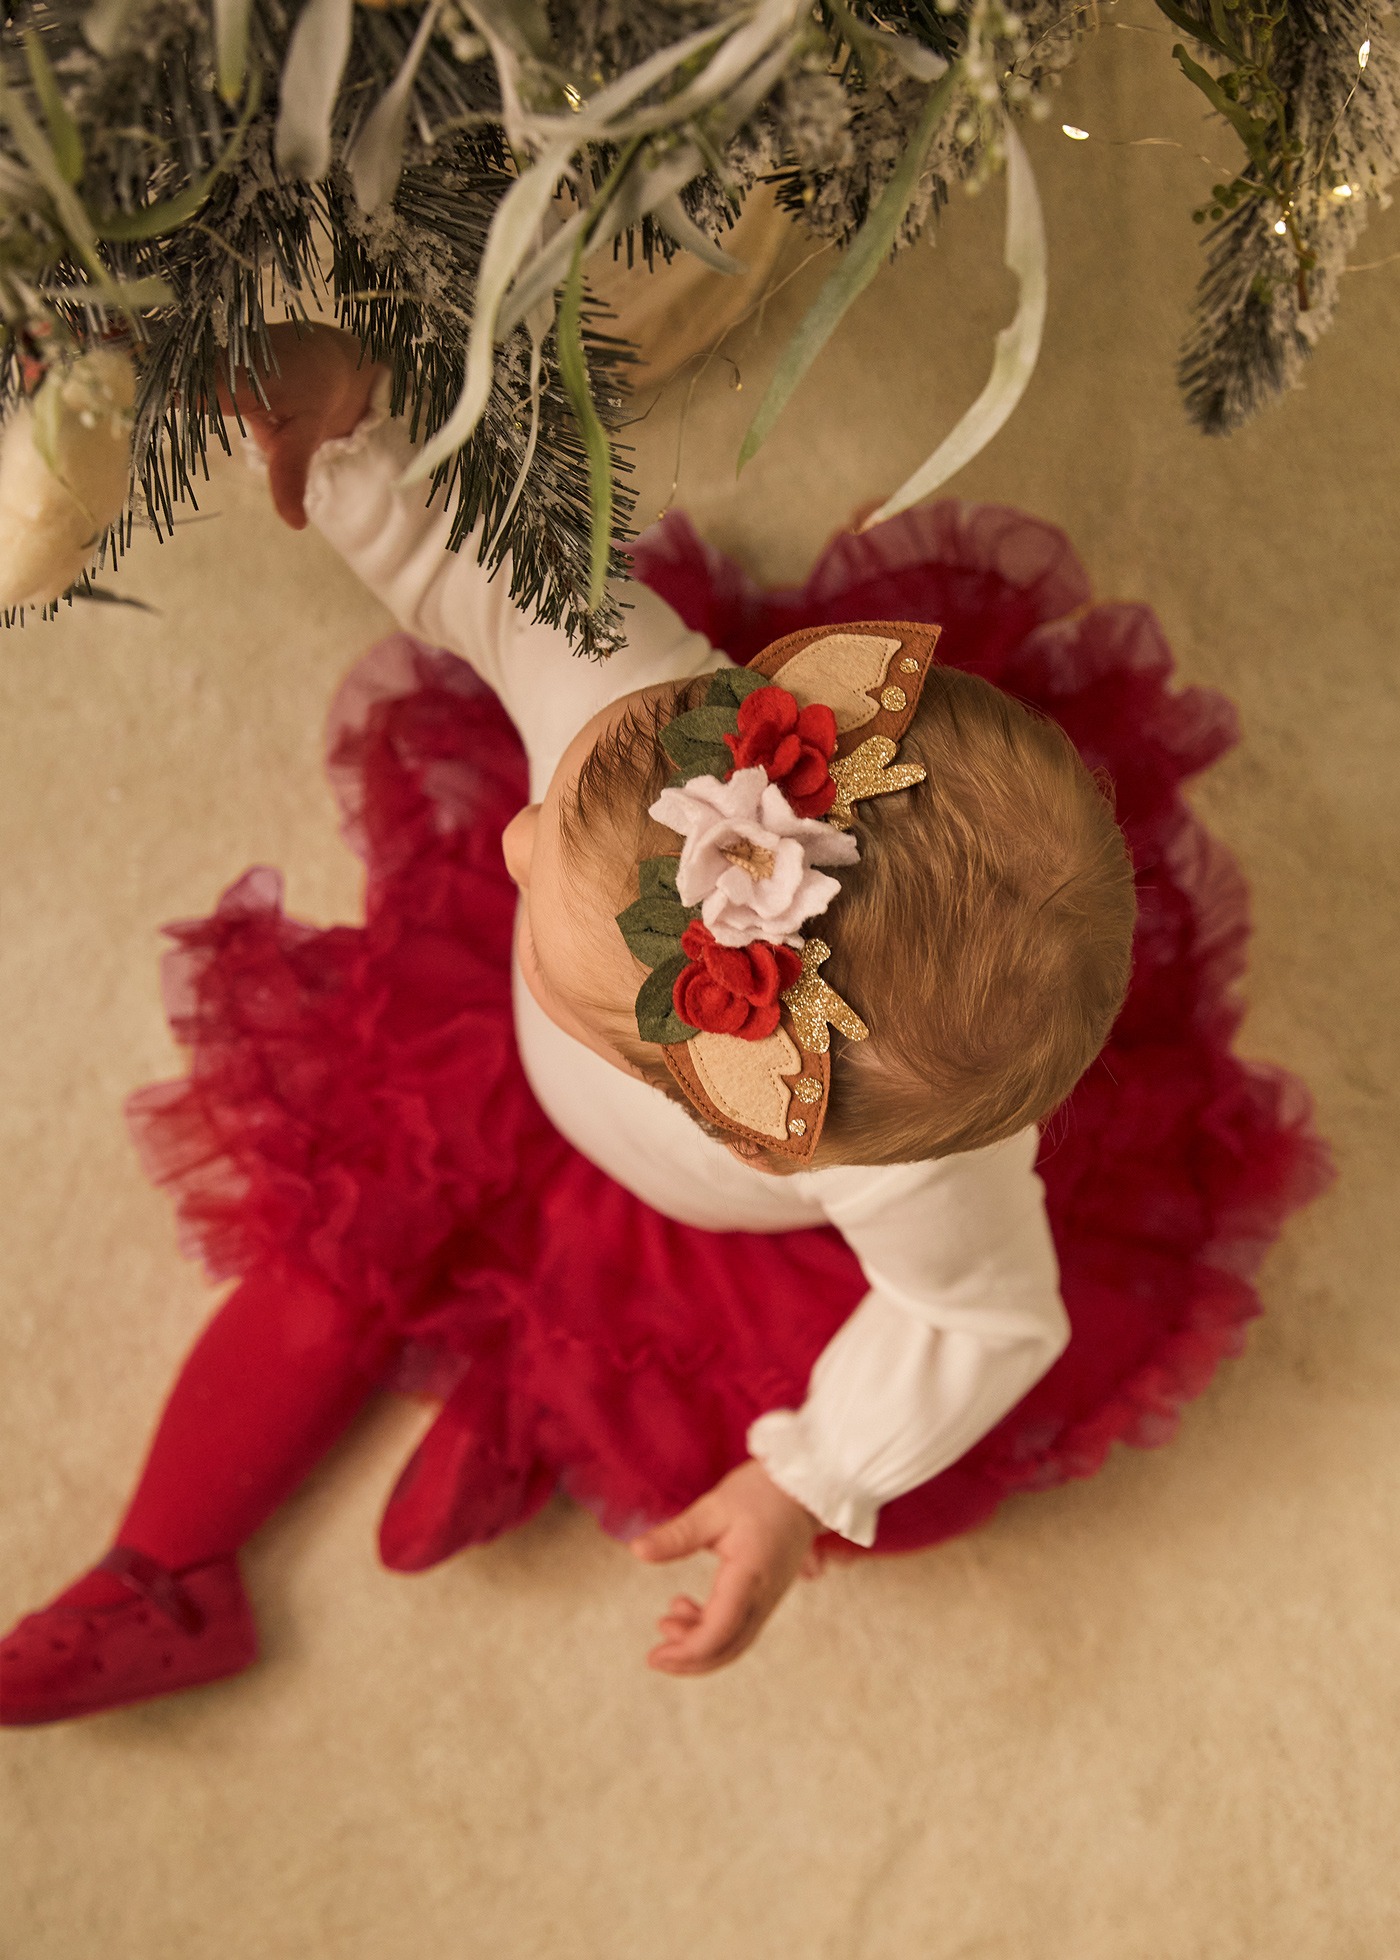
[0,326,1135,1721]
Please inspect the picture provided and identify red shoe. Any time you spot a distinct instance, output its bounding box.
[0,1547,257,1726]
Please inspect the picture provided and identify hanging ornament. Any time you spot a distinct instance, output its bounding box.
[0,347,136,613]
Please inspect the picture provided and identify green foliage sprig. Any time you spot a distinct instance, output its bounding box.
[1157,0,1397,434]
[1159,0,1316,305]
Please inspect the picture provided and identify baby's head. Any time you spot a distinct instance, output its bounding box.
[505,657,1136,1169]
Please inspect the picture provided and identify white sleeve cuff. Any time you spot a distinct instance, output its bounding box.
[746,1292,1067,1551]
[747,1409,879,1548]
[306,368,396,471]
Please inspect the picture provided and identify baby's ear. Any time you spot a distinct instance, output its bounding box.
[501,803,540,891]
[724,1135,784,1176]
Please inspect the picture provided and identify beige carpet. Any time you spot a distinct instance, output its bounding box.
[4,11,1399,1957]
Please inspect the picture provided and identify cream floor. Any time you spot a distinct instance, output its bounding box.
[3,12,1399,1958]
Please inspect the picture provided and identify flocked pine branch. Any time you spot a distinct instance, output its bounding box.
[0,0,1391,646]
[1161,0,1400,433]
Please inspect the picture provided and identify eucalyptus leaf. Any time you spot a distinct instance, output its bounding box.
[739,59,960,471]
[496,205,589,341]
[461,0,540,153]
[652,192,746,275]
[703,29,805,147]
[403,143,573,484]
[465,0,550,61]
[274,0,355,183]
[345,0,443,214]
[659,0,804,128]
[494,295,551,536]
[24,32,83,186]
[0,67,109,286]
[36,274,173,306]
[498,139,707,342]
[527,14,740,142]
[635,956,696,1046]
[827,1,948,84]
[213,0,252,106]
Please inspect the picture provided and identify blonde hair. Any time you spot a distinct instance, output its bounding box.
[561,664,1136,1167]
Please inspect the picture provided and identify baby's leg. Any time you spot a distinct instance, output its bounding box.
[1,1265,382,1724]
[115,1262,383,1572]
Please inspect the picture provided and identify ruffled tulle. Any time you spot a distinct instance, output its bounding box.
[127,504,1332,1564]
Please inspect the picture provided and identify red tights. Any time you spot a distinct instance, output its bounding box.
[63,1267,382,1606]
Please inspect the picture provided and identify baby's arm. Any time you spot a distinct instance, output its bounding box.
[747,1130,1067,1545]
[233,323,720,783]
[631,1129,1066,1673]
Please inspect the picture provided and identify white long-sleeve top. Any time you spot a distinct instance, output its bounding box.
[301,404,1069,1546]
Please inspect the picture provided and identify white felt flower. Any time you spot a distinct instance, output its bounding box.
[650,767,859,948]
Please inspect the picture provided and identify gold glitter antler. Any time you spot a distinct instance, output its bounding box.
[780,939,868,1054]
[827,737,927,831]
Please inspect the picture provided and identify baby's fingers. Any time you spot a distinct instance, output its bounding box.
[632,1497,718,1565]
[655,1595,704,1641]
[263,416,323,530]
[647,1556,764,1676]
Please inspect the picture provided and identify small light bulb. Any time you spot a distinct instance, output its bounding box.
[1061,123,1090,141]
[1359,39,1370,68]
[1273,217,1288,234]
[1333,183,1354,198]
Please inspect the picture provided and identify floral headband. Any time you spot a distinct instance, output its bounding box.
[615,620,939,1164]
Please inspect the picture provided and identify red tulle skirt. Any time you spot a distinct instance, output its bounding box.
[126,503,1332,1565]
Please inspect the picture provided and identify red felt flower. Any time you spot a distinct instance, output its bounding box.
[672,921,803,1041]
[723,685,839,818]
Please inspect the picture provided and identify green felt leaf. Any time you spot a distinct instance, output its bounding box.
[615,892,696,970]
[705,667,771,712]
[667,703,739,746]
[671,747,734,785]
[638,857,682,902]
[620,925,685,968]
[635,956,695,1045]
[660,723,732,780]
[617,894,694,938]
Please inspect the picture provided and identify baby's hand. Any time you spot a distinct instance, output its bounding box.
[219,323,386,531]
[631,1459,819,1675]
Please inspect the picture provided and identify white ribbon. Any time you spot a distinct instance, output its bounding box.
[860,123,1048,529]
